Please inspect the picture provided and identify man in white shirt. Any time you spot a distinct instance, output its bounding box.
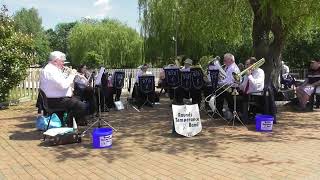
[215,53,240,115]
[238,57,265,123]
[176,58,193,104]
[39,51,87,126]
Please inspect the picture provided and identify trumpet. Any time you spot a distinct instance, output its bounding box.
[62,66,87,80]
[232,58,265,82]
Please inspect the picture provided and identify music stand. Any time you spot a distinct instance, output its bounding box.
[226,88,247,129]
[180,71,192,104]
[126,72,140,112]
[138,75,155,108]
[164,68,180,103]
[191,67,204,108]
[206,70,228,122]
[81,72,117,137]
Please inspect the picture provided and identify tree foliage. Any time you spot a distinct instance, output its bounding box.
[68,19,143,68]
[139,0,320,84]
[13,7,50,65]
[0,5,36,102]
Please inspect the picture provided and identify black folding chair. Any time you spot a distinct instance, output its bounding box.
[164,68,180,102]
[38,89,68,140]
[138,75,155,108]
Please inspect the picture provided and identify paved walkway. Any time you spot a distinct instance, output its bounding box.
[0,100,319,179]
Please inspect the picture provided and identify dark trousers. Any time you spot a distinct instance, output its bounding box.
[105,87,122,108]
[47,97,87,126]
[237,94,263,123]
[78,87,97,115]
[176,87,202,105]
[216,88,234,115]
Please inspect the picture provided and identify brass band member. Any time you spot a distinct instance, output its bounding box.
[74,65,97,114]
[105,72,123,108]
[296,60,320,111]
[238,57,265,124]
[215,53,240,116]
[132,64,155,108]
[39,51,88,126]
[175,58,202,105]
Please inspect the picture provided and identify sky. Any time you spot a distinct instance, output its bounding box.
[1,0,140,31]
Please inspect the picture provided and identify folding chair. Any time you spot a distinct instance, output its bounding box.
[38,89,68,140]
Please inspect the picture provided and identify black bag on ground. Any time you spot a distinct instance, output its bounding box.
[47,132,81,146]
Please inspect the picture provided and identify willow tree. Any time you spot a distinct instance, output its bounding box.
[68,19,143,68]
[139,0,320,85]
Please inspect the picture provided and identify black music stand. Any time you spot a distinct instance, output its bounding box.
[138,75,155,108]
[81,72,117,137]
[207,70,227,121]
[191,68,204,107]
[180,71,192,104]
[164,68,180,103]
[226,88,247,129]
[113,71,125,101]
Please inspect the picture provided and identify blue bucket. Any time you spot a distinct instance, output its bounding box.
[255,115,274,132]
[92,128,113,149]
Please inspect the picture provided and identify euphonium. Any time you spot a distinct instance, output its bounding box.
[212,57,227,80]
[232,58,265,82]
[62,66,86,79]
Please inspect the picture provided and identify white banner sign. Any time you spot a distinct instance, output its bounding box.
[172,104,202,137]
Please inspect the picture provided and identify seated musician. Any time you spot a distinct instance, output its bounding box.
[162,63,179,99]
[280,61,295,89]
[105,72,123,108]
[176,58,193,104]
[216,53,240,116]
[39,51,88,126]
[203,56,220,110]
[296,60,320,111]
[238,57,265,124]
[74,65,97,114]
[132,64,154,108]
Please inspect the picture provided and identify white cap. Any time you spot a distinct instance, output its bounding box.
[184,58,193,65]
[49,51,66,62]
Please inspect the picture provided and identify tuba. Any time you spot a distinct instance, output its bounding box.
[232,58,265,82]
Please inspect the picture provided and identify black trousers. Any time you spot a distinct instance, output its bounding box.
[78,87,97,115]
[47,97,87,126]
[175,87,202,105]
[215,88,234,115]
[105,87,122,108]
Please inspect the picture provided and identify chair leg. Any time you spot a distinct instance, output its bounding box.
[43,114,52,141]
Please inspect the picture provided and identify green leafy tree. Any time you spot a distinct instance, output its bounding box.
[68,19,143,68]
[139,0,320,85]
[0,5,36,102]
[83,51,104,68]
[13,7,50,65]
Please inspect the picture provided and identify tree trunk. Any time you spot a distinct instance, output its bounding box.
[250,0,286,88]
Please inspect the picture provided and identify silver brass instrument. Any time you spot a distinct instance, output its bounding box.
[62,66,87,80]
[232,58,265,82]
[212,57,227,80]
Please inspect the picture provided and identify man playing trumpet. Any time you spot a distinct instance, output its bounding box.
[39,51,88,126]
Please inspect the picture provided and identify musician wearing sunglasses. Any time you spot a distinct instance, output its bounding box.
[39,51,88,126]
[238,57,265,124]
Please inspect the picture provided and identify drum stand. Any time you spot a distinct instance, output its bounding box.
[226,88,247,129]
[81,86,117,137]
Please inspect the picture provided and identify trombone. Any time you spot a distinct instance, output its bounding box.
[232,58,265,82]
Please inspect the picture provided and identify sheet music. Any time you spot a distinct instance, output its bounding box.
[95,67,105,86]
